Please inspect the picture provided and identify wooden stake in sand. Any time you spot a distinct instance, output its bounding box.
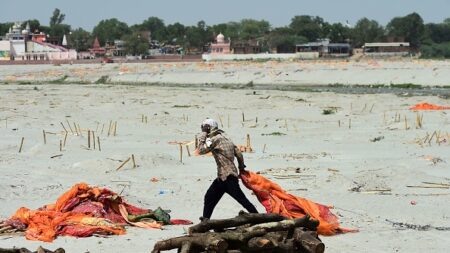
[63,132,68,147]
[227,114,230,128]
[404,116,409,130]
[179,143,183,163]
[92,131,96,150]
[113,121,117,136]
[107,120,112,137]
[246,134,251,148]
[218,115,224,128]
[195,135,198,149]
[116,157,131,171]
[43,130,47,144]
[73,122,78,136]
[348,119,352,129]
[285,119,288,131]
[59,140,62,152]
[262,144,267,153]
[67,120,74,134]
[383,112,386,125]
[97,136,101,151]
[338,120,341,128]
[101,123,105,135]
[60,122,68,133]
[88,130,91,149]
[18,137,24,153]
[77,124,83,137]
[369,104,375,113]
[186,145,191,157]
[131,154,136,168]
[242,112,245,122]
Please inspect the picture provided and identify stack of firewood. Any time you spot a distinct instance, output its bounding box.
[152,212,324,253]
[0,246,65,253]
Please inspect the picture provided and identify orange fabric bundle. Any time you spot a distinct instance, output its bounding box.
[410,103,450,110]
[240,170,356,236]
[6,183,162,242]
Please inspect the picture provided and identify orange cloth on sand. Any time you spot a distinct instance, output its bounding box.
[8,183,161,242]
[410,103,450,110]
[240,170,356,236]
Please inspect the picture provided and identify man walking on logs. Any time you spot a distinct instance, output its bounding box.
[197,118,258,221]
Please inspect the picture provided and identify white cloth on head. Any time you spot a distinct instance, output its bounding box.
[202,118,219,129]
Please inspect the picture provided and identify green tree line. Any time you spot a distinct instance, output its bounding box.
[1,9,450,58]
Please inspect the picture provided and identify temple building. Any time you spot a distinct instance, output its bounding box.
[0,22,77,61]
[209,33,231,54]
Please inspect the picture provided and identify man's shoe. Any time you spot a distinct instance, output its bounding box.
[199,216,209,222]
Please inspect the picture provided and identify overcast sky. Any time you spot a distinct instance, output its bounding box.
[2,0,449,31]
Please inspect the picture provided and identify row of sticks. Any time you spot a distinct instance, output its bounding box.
[59,120,118,137]
[417,130,449,146]
[18,120,119,153]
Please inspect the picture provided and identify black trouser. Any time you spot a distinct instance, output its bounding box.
[203,175,258,219]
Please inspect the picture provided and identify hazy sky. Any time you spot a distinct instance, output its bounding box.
[2,0,449,31]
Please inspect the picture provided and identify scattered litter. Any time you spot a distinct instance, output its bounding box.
[386,219,450,231]
[370,136,384,142]
[261,132,286,136]
[423,155,445,165]
[158,189,174,195]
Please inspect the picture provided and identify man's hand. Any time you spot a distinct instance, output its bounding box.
[238,163,246,171]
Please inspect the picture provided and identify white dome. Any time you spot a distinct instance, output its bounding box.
[216,33,225,43]
[22,29,29,35]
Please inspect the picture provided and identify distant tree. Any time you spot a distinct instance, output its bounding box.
[211,22,241,40]
[420,42,450,58]
[68,28,92,51]
[92,18,131,45]
[166,22,186,43]
[20,19,41,33]
[352,18,385,47]
[326,23,352,43]
[386,12,425,48]
[47,8,70,43]
[425,22,450,44]
[49,24,71,43]
[50,8,65,27]
[239,19,271,40]
[123,33,149,55]
[0,22,14,36]
[139,17,167,42]
[290,15,326,41]
[267,27,307,53]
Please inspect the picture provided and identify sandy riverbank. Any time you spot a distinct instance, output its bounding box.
[0,84,449,252]
[1,59,450,87]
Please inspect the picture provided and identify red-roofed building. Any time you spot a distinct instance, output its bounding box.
[89,37,106,56]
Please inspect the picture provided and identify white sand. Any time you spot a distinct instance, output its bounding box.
[1,59,450,86]
[0,83,449,252]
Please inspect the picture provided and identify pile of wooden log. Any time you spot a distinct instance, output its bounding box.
[0,246,65,253]
[152,212,324,253]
